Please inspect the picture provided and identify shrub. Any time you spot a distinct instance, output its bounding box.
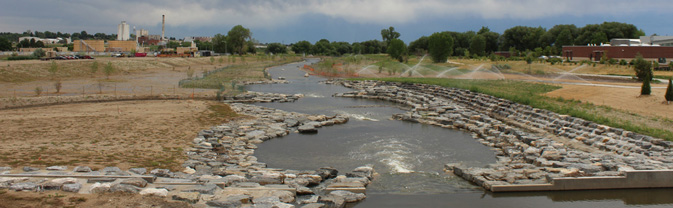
[35,86,43,96]
[619,59,628,65]
[525,55,534,64]
[7,55,38,60]
[32,48,46,58]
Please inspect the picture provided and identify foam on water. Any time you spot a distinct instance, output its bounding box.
[332,110,379,121]
[350,138,422,174]
[305,93,324,98]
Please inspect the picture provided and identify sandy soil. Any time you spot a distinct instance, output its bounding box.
[545,84,673,120]
[0,100,237,171]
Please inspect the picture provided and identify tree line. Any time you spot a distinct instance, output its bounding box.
[264,22,644,63]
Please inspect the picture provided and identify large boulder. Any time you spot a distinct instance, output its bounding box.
[62,183,82,193]
[173,192,201,204]
[139,188,168,197]
[298,124,318,134]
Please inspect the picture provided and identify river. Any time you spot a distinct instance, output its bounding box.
[247,59,673,208]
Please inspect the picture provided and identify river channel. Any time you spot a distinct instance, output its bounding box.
[247,59,673,208]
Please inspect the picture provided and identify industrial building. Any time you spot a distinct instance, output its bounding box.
[117,21,130,41]
[562,36,673,61]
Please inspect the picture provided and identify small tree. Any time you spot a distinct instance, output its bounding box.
[54,80,62,93]
[641,73,651,95]
[104,62,115,79]
[210,56,215,65]
[186,66,194,79]
[387,39,407,62]
[666,78,673,104]
[90,61,99,77]
[427,32,454,63]
[633,53,652,81]
[218,56,224,65]
[48,60,58,80]
[34,86,43,96]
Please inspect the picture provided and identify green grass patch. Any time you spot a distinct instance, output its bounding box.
[351,77,673,140]
[179,57,300,89]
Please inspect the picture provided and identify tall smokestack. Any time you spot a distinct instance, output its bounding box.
[161,15,165,41]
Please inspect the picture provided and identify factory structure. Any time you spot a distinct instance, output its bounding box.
[562,36,673,62]
[70,15,201,56]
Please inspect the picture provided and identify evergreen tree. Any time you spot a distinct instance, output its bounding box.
[641,73,651,95]
[666,78,673,103]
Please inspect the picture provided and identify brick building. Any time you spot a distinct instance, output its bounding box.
[562,46,673,61]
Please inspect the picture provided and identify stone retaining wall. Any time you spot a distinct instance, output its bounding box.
[329,80,673,192]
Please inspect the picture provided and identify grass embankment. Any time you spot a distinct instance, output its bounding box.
[353,77,673,141]
[179,56,302,90]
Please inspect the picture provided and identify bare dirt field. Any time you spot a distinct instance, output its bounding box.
[545,84,673,120]
[0,99,242,171]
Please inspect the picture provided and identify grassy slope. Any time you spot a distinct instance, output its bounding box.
[353,77,673,140]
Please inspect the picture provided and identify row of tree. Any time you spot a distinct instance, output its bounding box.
[272,22,644,63]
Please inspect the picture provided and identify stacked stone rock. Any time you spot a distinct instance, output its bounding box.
[183,103,368,207]
[222,91,304,103]
[0,95,370,208]
[331,80,673,190]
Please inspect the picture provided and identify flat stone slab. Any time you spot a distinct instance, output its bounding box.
[325,187,366,194]
[88,178,117,183]
[490,170,673,192]
[0,174,156,183]
[222,184,296,195]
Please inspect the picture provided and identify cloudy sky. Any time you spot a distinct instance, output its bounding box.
[2,0,672,43]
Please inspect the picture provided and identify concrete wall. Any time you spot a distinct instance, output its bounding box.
[108,41,137,52]
[73,40,105,52]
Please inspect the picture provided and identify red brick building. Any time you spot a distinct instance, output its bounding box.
[137,36,161,46]
[562,46,673,61]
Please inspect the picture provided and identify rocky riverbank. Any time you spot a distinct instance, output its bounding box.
[328,79,673,191]
[0,92,373,208]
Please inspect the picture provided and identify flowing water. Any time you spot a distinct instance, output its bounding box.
[247,59,673,208]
